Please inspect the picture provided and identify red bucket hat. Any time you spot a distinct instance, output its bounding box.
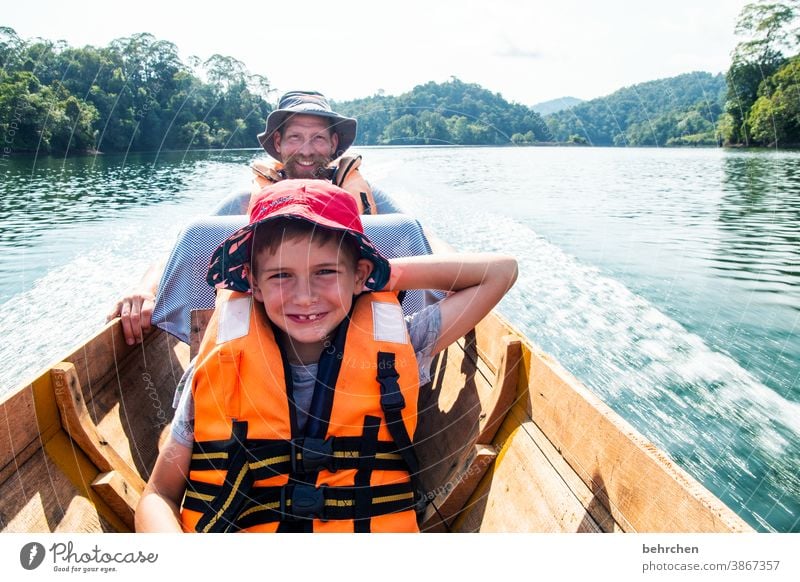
[207,180,390,293]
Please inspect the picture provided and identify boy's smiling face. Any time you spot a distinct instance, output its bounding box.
[249,232,372,364]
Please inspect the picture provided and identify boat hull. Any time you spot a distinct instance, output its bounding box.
[0,312,752,533]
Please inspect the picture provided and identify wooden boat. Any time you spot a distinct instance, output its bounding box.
[0,303,753,533]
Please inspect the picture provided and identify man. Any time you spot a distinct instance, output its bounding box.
[218,91,397,216]
[107,90,404,345]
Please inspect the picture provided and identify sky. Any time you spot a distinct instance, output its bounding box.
[4,0,751,105]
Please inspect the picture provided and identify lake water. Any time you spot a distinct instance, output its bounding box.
[1,146,798,532]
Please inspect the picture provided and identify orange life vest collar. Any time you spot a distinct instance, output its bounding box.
[249,155,377,215]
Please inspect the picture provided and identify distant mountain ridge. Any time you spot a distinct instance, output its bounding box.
[335,73,728,147]
[334,78,552,145]
[532,96,583,116]
[544,72,727,146]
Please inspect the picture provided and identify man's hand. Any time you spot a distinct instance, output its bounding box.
[106,290,156,345]
[106,259,166,345]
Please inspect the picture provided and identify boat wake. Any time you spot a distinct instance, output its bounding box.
[393,183,799,532]
[0,227,172,395]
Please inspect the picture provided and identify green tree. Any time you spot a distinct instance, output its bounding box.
[746,56,800,145]
[723,1,800,144]
[0,28,274,153]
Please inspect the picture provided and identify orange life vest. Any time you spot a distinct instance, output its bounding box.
[249,155,377,215]
[180,290,421,533]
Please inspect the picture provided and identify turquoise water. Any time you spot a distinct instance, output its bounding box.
[1,146,797,532]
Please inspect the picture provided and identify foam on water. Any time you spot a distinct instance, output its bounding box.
[0,224,173,392]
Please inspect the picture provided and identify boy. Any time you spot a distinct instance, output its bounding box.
[136,179,517,533]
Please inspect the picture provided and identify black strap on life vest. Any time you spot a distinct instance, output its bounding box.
[192,421,252,533]
[277,312,351,531]
[332,155,361,187]
[305,314,350,439]
[314,166,336,181]
[183,480,416,530]
[354,415,381,532]
[188,436,409,476]
[359,191,372,214]
[376,351,426,518]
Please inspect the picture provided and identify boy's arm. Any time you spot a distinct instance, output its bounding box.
[135,434,191,532]
[385,253,518,355]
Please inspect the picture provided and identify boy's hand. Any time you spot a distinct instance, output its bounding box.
[106,290,156,345]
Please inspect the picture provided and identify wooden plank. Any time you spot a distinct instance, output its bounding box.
[497,401,621,532]
[1,432,119,533]
[465,311,519,375]
[51,363,146,494]
[93,328,187,480]
[1,327,187,532]
[424,444,496,530]
[52,320,135,409]
[0,446,101,533]
[476,336,521,444]
[1,370,65,488]
[415,334,519,529]
[525,346,752,532]
[45,430,129,532]
[0,386,40,487]
[8,321,184,473]
[453,421,604,533]
[190,309,215,360]
[419,504,448,533]
[415,343,494,495]
[92,471,139,531]
[1,320,135,491]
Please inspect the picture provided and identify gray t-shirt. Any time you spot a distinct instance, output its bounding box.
[171,302,441,447]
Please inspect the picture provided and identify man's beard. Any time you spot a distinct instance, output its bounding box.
[283,154,332,179]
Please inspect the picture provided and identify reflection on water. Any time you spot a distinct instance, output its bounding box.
[1,151,247,245]
[718,153,800,308]
[1,146,798,532]
[0,150,257,304]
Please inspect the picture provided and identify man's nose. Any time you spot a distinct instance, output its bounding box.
[298,138,315,156]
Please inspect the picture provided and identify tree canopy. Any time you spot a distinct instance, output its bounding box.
[721,0,800,146]
[0,28,272,154]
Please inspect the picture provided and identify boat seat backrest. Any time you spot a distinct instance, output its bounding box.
[153,213,436,344]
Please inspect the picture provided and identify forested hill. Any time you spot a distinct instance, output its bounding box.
[545,72,727,146]
[7,1,799,155]
[0,29,271,154]
[334,78,552,146]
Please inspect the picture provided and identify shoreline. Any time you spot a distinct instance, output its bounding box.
[5,143,800,158]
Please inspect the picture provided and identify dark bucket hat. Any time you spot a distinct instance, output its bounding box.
[257,91,357,161]
[207,179,390,293]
